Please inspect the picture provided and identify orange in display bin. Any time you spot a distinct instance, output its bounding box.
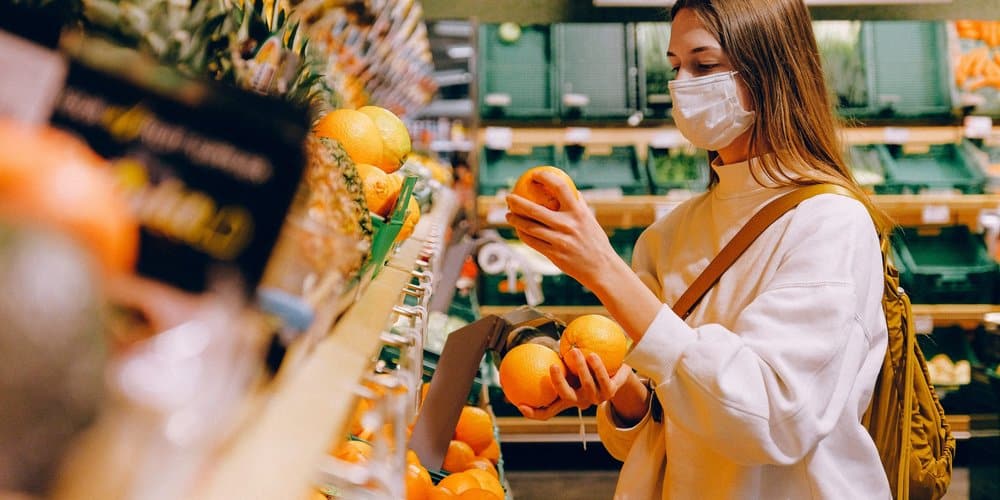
[363,175,417,278]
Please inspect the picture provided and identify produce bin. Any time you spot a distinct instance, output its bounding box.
[891,225,998,304]
[646,145,710,194]
[848,144,888,190]
[554,23,637,119]
[479,24,557,119]
[876,142,986,194]
[860,21,953,118]
[563,144,649,195]
[479,145,560,195]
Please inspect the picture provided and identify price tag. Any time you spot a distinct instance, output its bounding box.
[650,130,686,149]
[883,127,910,145]
[484,126,513,150]
[487,206,509,225]
[921,205,951,224]
[565,127,592,145]
[964,116,994,139]
[654,201,681,220]
[914,315,934,335]
[0,29,68,124]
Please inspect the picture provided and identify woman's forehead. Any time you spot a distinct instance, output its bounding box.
[668,9,722,57]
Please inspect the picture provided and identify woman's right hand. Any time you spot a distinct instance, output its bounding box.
[517,348,637,420]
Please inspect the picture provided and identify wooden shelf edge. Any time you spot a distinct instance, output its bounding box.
[482,305,1000,327]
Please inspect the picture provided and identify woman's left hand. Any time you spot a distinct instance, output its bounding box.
[505,171,620,291]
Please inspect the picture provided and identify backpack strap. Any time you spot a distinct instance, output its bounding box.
[672,184,855,319]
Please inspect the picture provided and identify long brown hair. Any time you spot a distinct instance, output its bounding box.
[670,0,892,234]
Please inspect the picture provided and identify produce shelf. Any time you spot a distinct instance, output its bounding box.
[478,193,1000,229]
[479,305,1000,329]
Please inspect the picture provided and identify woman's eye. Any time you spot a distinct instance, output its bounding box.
[698,63,720,71]
[670,66,679,74]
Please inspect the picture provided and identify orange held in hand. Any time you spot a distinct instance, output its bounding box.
[559,314,629,375]
[498,343,563,408]
[510,166,578,211]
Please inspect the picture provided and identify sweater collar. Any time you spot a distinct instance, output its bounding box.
[711,155,782,199]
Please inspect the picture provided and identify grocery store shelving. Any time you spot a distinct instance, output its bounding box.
[480,304,1000,329]
[474,125,967,151]
[194,190,458,500]
[495,413,1000,443]
[477,193,1000,229]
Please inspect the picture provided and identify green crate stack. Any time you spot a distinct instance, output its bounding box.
[636,22,674,118]
[646,145,710,194]
[563,144,650,195]
[876,142,986,194]
[891,225,998,304]
[479,24,557,119]
[478,145,559,195]
[861,21,953,118]
[554,23,637,119]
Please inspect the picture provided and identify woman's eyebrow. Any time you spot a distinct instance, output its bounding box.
[666,46,719,57]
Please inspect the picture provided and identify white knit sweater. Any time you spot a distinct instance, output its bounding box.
[596,158,891,499]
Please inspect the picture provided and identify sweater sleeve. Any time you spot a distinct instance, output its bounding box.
[596,399,655,462]
[624,197,882,466]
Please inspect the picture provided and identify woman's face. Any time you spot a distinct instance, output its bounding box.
[667,9,754,110]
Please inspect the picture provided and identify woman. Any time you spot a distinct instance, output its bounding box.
[505,0,892,498]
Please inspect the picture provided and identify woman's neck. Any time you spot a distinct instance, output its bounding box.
[716,130,752,164]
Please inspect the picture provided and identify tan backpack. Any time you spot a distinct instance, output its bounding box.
[671,184,955,499]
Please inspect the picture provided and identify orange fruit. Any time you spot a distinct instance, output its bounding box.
[498,343,562,408]
[429,485,457,500]
[463,470,505,499]
[438,471,483,495]
[454,406,495,455]
[406,462,434,500]
[359,105,412,173]
[510,166,578,211]
[314,109,384,165]
[464,457,498,479]
[442,440,476,473]
[457,489,502,500]
[0,120,139,275]
[332,440,373,463]
[355,163,397,217]
[407,450,422,466]
[559,314,629,375]
[477,439,500,465]
[421,382,431,403]
[395,196,420,242]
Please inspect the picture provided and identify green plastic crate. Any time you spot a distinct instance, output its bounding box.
[636,22,673,118]
[815,21,870,114]
[848,144,888,190]
[859,21,953,118]
[478,145,560,195]
[479,24,557,119]
[478,272,577,306]
[554,23,637,119]
[364,175,418,278]
[891,225,998,304]
[646,146,710,194]
[563,144,649,195]
[876,142,986,194]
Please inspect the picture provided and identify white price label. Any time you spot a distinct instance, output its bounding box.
[565,127,592,145]
[650,130,686,149]
[964,116,994,139]
[0,30,68,124]
[486,206,509,225]
[883,127,911,145]
[914,315,934,335]
[921,205,951,224]
[484,127,513,150]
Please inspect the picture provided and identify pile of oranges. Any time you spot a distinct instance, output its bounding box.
[314,106,420,242]
[498,314,629,409]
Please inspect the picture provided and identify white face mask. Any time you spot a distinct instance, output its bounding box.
[669,71,755,152]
